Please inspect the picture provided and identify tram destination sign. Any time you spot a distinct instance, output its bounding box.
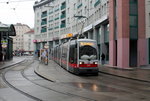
[80,42,94,46]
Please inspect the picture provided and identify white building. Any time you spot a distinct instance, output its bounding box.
[145,0,150,64]
[33,0,109,59]
[13,23,31,51]
[146,0,150,38]
[23,30,34,55]
[33,0,150,68]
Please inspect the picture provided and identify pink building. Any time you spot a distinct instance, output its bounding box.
[109,0,147,68]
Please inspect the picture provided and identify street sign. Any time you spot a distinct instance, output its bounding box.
[2,44,7,48]
[1,40,8,44]
[44,44,49,49]
[1,39,8,48]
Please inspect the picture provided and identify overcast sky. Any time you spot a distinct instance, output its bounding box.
[0,0,36,28]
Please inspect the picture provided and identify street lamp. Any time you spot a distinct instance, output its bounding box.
[40,5,55,62]
[44,5,54,8]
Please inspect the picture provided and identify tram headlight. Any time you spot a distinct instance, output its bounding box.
[93,62,98,64]
[79,62,84,64]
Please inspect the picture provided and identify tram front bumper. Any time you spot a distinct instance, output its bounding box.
[74,67,99,74]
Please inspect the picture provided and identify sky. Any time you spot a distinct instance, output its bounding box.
[0,0,37,28]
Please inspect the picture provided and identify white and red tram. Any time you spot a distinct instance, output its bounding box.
[51,38,99,75]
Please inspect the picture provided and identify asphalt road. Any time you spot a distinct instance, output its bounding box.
[0,57,150,101]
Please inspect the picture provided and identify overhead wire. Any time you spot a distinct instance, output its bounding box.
[6,0,21,23]
[0,0,36,4]
[0,0,35,27]
[0,0,36,24]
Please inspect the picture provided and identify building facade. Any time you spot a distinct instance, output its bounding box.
[146,0,150,64]
[23,30,34,55]
[33,0,109,58]
[13,23,31,52]
[33,0,147,68]
[109,0,146,68]
[0,22,16,61]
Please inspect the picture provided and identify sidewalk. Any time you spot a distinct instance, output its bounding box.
[99,65,150,83]
[0,56,25,70]
[35,60,150,83]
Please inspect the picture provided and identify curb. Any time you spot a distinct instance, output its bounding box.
[34,60,150,83]
[99,70,150,83]
[34,65,56,82]
[100,65,134,71]
[0,59,26,70]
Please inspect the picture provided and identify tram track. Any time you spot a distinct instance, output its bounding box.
[1,59,42,101]
[22,61,97,101]
[1,58,150,101]
[2,59,97,101]
[0,59,26,71]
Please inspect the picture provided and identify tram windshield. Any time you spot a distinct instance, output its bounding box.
[79,42,97,60]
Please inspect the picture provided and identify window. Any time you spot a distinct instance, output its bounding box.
[74,3,76,10]
[149,13,150,27]
[90,0,93,9]
[66,8,68,14]
[84,6,87,15]
[129,0,138,39]
[67,17,70,24]
[69,42,77,64]
[130,16,138,26]
[104,4,106,14]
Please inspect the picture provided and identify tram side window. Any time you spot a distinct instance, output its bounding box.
[61,45,67,61]
[62,47,65,58]
[69,44,77,64]
[58,47,61,59]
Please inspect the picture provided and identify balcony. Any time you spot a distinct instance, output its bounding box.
[48,28,53,30]
[55,26,59,29]
[55,17,59,20]
[41,21,47,25]
[61,5,66,10]
[60,23,66,28]
[49,20,53,22]
[41,13,47,18]
[61,14,66,19]
[41,28,47,33]
[49,11,53,15]
[94,0,100,7]
[77,3,82,9]
[55,8,59,12]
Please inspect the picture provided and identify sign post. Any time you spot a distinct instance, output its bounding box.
[44,44,49,65]
[1,39,8,48]
[1,39,8,63]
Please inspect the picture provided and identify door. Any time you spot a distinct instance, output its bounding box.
[130,40,137,67]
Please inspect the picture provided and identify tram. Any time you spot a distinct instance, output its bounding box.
[51,38,99,75]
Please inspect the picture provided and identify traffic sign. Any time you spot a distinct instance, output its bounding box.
[44,44,49,49]
[1,40,8,44]
[2,44,7,48]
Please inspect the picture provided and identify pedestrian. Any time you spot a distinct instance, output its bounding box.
[42,50,46,63]
[101,53,105,65]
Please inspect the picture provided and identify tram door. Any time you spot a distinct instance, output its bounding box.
[69,41,77,71]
